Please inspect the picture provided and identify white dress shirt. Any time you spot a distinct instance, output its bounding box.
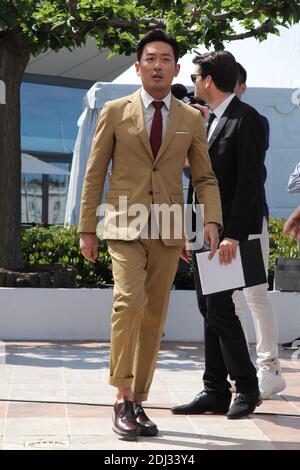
[288,161,300,193]
[140,88,171,138]
[207,93,235,141]
[192,93,235,228]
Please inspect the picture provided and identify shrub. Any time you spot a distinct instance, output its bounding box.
[268,217,298,278]
[173,258,194,289]
[21,225,113,288]
[20,218,298,289]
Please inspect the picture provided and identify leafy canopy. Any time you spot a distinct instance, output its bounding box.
[1,1,300,56]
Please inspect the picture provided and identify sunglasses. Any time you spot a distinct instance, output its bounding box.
[190,73,202,83]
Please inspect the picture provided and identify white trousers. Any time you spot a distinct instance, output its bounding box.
[233,218,280,371]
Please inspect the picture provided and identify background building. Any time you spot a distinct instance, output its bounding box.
[21,39,135,225]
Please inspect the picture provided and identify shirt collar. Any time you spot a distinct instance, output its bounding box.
[140,88,171,110]
[212,93,235,119]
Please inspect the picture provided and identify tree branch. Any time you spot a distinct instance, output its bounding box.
[212,2,285,21]
[94,17,166,29]
[39,16,166,39]
[136,0,154,6]
[67,0,81,20]
[226,18,275,41]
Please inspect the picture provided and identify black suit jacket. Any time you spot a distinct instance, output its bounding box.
[188,96,266,242]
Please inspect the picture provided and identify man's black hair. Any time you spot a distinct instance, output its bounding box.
[192,51,238,93]
[237,63,247,85]
[137,29,180,63]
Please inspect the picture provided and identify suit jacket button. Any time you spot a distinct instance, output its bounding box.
[153,167,158,172]
[149,190,153,195]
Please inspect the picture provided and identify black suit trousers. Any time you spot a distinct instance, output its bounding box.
[192,251,258,396]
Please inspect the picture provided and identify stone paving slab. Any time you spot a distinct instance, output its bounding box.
[0,341,299,450]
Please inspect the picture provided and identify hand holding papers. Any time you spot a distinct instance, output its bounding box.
[196,238,266,295]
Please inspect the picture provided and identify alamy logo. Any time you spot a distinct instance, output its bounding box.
[96,198,205,250]
[291,88,300,107]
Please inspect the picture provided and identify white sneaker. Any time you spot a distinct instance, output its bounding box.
[228,378,236,393]
[257,368,286,399]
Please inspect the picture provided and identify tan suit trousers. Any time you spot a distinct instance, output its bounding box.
[108,236,182,402]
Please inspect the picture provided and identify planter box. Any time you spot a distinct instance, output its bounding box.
[0,288,300,342]
[275,257,300,291]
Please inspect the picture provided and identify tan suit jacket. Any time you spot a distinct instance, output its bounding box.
[78,89,222,246]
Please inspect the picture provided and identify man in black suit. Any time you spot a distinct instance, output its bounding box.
[171,51,265,419]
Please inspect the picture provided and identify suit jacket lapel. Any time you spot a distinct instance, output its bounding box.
[156,97,182,162]
[129,90,153,159]
[129,91,183,162]
[208,96,239,150]
[208,115,228,149]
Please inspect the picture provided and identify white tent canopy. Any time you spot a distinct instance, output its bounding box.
[21,153,70,175]
[64,83,139,226]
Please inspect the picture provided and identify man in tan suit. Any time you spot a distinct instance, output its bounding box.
[78,29,222,440]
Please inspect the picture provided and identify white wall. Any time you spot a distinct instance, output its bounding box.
[1,288,300,343]
[242,88,300,219]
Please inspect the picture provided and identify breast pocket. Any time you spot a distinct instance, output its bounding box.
[173,133,191,142]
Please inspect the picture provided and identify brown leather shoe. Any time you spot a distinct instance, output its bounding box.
[112,399,140,440]
[134,403,158,436]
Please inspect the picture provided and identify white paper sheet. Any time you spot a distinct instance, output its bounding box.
[196,248,246,295]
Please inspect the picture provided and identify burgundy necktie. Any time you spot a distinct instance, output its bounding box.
[150,101,164,159]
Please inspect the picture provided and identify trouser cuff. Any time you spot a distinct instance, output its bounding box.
[109,376,133,388]
[133,391,149,403]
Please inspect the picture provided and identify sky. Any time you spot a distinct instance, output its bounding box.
[113,23,300,89]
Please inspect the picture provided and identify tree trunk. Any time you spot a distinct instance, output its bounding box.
[0,38,29,269]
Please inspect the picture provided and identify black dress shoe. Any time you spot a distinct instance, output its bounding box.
[171,391,231,415]
[112,399,140,440]
[282,337,300,349]
[226,392,262,419]
[134,403,158,436]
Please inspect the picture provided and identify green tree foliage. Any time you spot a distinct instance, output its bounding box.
[268,217,298,274]
[21,225,113,287]
[20,218,298,288]
[1,0,300,56]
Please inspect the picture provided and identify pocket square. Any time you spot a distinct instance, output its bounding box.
[175,131,190,135]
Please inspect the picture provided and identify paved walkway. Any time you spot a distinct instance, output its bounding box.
[0,342,299,450]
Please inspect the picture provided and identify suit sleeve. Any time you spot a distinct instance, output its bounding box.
[288,162,300,193]
[224,109,265,240]
[187,111,223,228]
[78,103,115,233]
[260,115,270,151]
